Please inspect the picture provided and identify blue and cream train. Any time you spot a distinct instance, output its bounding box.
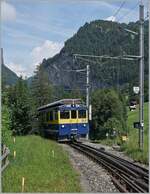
[37,99,89,141]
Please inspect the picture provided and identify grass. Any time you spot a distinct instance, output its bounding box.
[2,135,81,192]
[122,103,149,164]
[93,103,149,164]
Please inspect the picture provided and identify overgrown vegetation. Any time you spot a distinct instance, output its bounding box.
[2,135,81,192]
[2,92,11,145]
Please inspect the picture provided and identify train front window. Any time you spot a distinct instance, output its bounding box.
[60,110,70,119]
[71,110,77,119]
[78,110,86,118]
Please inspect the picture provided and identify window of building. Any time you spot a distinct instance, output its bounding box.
[60,110,70,119]
[71,110,77,119]
[78,110,86,118]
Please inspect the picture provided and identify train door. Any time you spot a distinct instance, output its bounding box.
[70,109,78,137]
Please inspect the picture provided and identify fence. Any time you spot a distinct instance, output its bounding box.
[1,145,10,172]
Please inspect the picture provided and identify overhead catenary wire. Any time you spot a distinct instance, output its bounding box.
[117,2,139,23]
[113,0,126,18]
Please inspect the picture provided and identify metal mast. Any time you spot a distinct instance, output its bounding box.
[86,65,90,108]
[1,48,4,65]
[86,64,90,140]
[139,2,144,150]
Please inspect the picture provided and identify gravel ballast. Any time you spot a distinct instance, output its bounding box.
[84,142,149,169]
[61,143,119,193]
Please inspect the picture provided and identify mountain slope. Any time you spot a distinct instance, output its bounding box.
[2,64,18,87]
[33,20,149,93]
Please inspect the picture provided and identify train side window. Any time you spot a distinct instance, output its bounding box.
[71,110,77,119]
[60,110,70,119]
[50,111,53,121]
[78,110,86,118]
[46,112,49,121]
[54,111,58,120]
[41,113,44,121]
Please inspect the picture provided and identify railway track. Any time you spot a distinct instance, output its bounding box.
[70,142,149,193]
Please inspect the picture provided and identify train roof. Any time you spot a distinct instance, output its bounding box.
[37,99,83,112]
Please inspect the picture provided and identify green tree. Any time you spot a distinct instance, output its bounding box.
[8,77,32,135]
[31,64,53,108]
[90,89,127,140]
[30,63,53,134]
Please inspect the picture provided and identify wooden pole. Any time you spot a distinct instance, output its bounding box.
[14,151,16,159]
[52,150,54,158]
[21,177,25,192]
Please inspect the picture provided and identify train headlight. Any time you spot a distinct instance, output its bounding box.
[83,124,86,127]
[62,125,65,128]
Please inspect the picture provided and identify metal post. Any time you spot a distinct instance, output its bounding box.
[148,1,150,191]
[86,64,90,140]
[1,48,4,65]
[86,65,90,108]
[139,3,144,150]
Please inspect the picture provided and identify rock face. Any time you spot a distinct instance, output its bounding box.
[43,53,76,89]
[38,20,148,91]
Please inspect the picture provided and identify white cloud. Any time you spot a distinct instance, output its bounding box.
[7,62,27,78]
[5,40,64,78]
[1,1,16,21]
[31,40,64,64]
[105,16,116,22]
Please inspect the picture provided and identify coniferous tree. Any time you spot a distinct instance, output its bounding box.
[30,64,53,134]
[31,64,53,108]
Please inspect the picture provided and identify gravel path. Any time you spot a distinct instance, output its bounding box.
[61,143,119,193]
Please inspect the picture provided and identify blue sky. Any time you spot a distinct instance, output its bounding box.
[1,0,148,77]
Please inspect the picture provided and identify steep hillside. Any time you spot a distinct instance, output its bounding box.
[2,64,18,87]
[39,20,148,95]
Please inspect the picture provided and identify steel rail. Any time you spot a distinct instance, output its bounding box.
[77,143,148,180]
[70,142,149,193]
[70,143,146,193]
[83,144,149,179]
